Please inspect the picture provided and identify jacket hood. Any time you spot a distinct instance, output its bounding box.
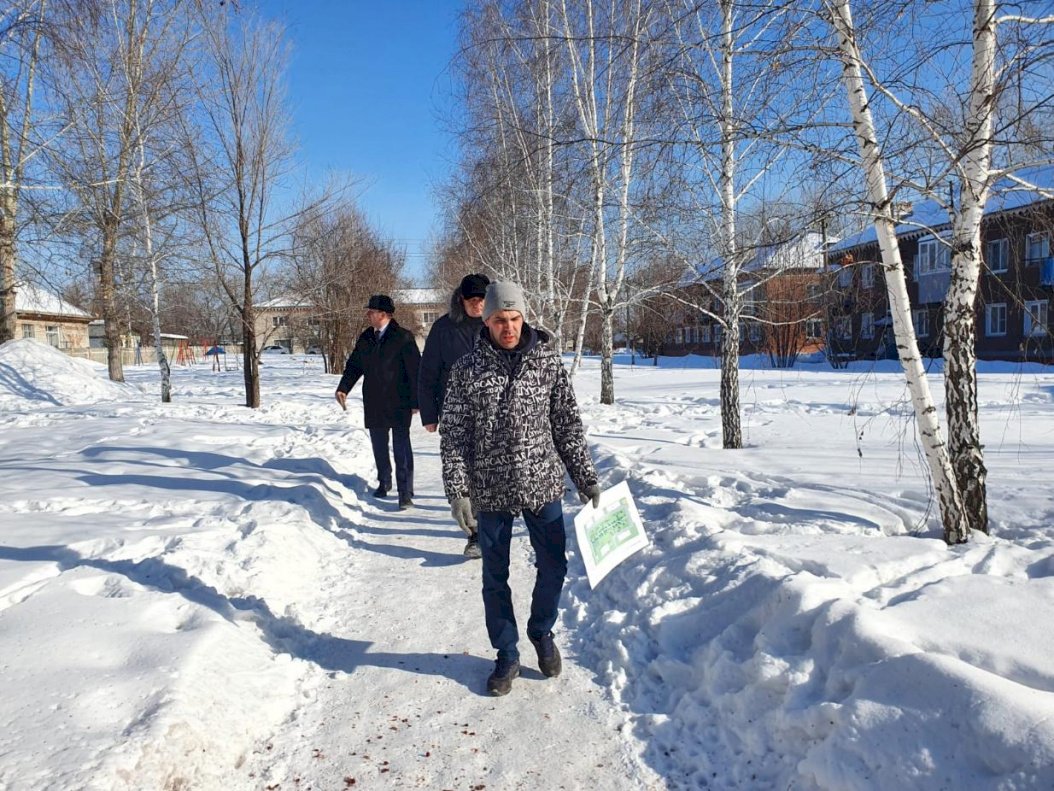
[448,288,472,324]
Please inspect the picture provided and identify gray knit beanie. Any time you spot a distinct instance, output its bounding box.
[483,281,527,321]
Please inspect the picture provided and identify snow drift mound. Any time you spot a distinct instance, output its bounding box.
[0,338,140,408]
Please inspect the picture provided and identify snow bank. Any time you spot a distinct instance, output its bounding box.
[566,378,1054,791]
[0,339,140,408]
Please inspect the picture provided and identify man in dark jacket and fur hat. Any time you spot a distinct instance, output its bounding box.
[336,294,421,510]
[418,273,490,558]
[440,281,601,696]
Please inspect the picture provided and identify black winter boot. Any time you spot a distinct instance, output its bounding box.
[529,632,562,678]
[486,657,520,696]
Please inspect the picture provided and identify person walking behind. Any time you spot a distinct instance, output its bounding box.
[440,281,601,696]
[335,294,422,511]
[419,273,490,559]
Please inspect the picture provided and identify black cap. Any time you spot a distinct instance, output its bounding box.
[459,273,490,300]
[365,294,395,314]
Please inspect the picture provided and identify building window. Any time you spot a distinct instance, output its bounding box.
[837,267,853,288]
[1024,300,1049,336]
[807,284,822,299]
[1026,232,1050,265]
[805,318,823,338]
[913,309,929,338]
[21,323,34,339]
[861,313,875,339]
[713,325,723,343]
[272,315,288,327]
[748,322,761,342]
[985,238,1008,274]
[835,316,852,340]
[701,325,711,343]
[917,238,951,276]
[421,311,438,325]
[986,303,1007,337]
[674,327,684,345]
[45,325,60,347]
[861,264,874,289]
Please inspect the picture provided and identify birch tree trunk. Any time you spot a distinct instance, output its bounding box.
[828,0,969,543]
[942,0,996,536]
[119,0,173,401]
[717,0,742,448]
[132,132,171,402]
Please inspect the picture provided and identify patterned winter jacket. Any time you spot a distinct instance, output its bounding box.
[440,324,597,513]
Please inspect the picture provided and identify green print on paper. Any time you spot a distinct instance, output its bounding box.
[587,499,640,562]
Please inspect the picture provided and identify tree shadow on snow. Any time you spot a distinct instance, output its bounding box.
[0,363,62,405]
[0,543,490,693]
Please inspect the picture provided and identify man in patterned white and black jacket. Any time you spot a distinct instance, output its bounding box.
[440,280,601,696]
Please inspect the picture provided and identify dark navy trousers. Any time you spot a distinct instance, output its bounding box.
[368,425,414,498]
[477,499,568,662]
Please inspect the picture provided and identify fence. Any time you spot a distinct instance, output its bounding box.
[70,344,245,367]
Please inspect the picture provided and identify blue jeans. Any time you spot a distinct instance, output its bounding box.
[477,499,567,662]
[368,425,414,498]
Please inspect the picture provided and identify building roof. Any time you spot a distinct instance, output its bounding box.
[830,166,1054,254]
[258,288,446,311]
[743,232,828,274]
[392,288,445,306]
[682,231,831,286]
[15,284,93,320]
[257,294,308,310]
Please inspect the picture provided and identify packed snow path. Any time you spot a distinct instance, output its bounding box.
[243,428,660,790]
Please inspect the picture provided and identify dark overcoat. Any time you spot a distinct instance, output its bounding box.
[337,319,421,429]
[418,288,484,426]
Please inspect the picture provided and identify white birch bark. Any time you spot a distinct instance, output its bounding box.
[827,0,969,543]
[717,0,743,449]
[940,0,996,535]
[560,0,645,405]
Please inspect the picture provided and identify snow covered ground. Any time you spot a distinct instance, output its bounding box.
[1,337,1052,790]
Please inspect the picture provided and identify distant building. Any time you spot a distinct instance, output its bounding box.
[392,288,446,342]
[664,232,830,363]
[828,172,1054,364]
[253,294,308,353]
[15,284,94,352]
[253,288,447,353]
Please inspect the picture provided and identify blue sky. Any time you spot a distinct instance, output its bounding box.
[260,0,465,283]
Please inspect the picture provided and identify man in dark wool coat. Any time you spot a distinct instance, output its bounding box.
[335,294,421,510]
[418,272,490,559]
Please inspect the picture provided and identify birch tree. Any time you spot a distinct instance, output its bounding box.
[53,0,190,382]
[661,0,819,448]
[824,0,970,543]
[558,0,651,404]
[822,0,1054,540]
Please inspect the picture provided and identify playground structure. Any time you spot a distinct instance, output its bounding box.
[201,340,240,371]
